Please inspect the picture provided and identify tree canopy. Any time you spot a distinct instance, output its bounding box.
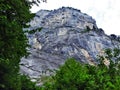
[40,48,120,90]
[0,0,46,89]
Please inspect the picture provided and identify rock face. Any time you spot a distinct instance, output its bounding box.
[20,7,120,80]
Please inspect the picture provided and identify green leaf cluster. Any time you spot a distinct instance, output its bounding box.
[0,0,44,89]
[41,48,120,90]
[25,27,43,34]
[81,26,91,33]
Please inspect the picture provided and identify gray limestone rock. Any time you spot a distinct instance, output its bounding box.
[20,7,120,80]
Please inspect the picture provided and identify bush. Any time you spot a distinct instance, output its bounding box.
[20,75,41,90]
[41,48,120,90]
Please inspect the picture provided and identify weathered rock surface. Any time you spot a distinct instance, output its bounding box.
[20,7,120,80]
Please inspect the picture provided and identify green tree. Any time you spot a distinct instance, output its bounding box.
[0,0,46,89]
[41,48,120,90]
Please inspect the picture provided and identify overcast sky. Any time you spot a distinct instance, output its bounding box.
[31,0,120,35]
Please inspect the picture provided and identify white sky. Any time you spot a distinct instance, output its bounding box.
[31,0,120,35]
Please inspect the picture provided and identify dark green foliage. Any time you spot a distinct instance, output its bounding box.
[81,26,91,33]
[0,0,32,89]
[0,0,45,89]
[0,58,20,90]
[20,75,41,90]
[41,48,120,90]
[26,27,43,34]
[0,58,39,90]
[0,0,32,60]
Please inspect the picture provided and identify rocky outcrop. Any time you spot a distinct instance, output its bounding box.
[20,7,120,80]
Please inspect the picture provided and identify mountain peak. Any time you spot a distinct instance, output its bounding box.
[29,7,96,30]
[21,7,120,80]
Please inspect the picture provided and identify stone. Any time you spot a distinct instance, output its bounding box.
[20,7,120,80]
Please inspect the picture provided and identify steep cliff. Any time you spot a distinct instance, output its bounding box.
[20,7,120,80]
